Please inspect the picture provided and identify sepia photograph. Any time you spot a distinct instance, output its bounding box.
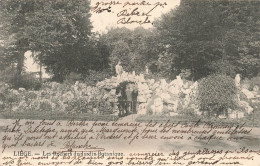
[0,0,260,165]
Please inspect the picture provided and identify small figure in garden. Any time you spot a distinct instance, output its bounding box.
[115,61,123,76]
[176,75,183,88]
[235,74,241,87]
[125,83,138,115]
[145,65,149,74]
[132,84,138,114]
[125,84,133,115]
[116,84,126,117]
[116,82,138,117]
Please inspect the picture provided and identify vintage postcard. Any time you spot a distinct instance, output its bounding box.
[0,0,260,166]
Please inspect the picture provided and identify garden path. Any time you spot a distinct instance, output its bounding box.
[117,114,138,122]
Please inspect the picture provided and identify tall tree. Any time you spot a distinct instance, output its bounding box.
[1,0,99,82]
[0,0,31,76]
[155,0,260,80]
[102,27,160,74]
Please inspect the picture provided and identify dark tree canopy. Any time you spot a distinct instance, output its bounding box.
[102,27,160,74]
[155,0,260,80]
[1,0,259,83]
[0,0,109,82]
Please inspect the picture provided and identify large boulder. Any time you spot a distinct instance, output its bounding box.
[151,97,164,114]
[238,100,253,114]
[241,88,255,99]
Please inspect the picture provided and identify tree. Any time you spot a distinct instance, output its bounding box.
[1,0,101,82]
[155,0,260,80]
[0,0,31,77]
[102,27,160,74]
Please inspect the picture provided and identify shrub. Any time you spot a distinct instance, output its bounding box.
[65,98,89,113]
[0,66,16,84]
[207,60,238,77]
[84,70,112,86]
[39,100,52,111]
[64,72,83,84]
[179,69,192,80]
[10,73,41,90]
[198,74,238,117]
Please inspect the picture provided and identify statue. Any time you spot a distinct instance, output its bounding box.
[235,74,240,87]
[176,75,183,88]
[115,61,123,76]
[145,65,149,74]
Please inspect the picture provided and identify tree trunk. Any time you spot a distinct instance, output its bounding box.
[16,51,24,76]
[39,57,42,84]
[16,37,29,77]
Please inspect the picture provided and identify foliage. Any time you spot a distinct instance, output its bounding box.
[198,74,238,117]
[9,73,41,90]
[0,0,30,77]
[179,69,192,80]
[84,70,113,86]
[102,27,160,75]
[0,65,17,84]
[0,0,108,82]
[156,51,175,79]
[64,72,83,85]
[1,71,258,121]
[207,60,238,77]
[155,0,260,80]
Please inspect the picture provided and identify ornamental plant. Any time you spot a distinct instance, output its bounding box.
[198,74,238,117]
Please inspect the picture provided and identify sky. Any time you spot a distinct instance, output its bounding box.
[24,51,50,78]
[24,0,180,75]
[90,0,180,33]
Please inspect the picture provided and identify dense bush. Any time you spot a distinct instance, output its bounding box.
[198,74,238,117]
[64,72,83,84]
[207,60,238,77]
[84,70,112,86]
[0,66,16,83]
[9,73,41,90]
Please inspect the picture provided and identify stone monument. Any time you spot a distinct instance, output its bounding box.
[235,74,241,87]
[115,61,123,76]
